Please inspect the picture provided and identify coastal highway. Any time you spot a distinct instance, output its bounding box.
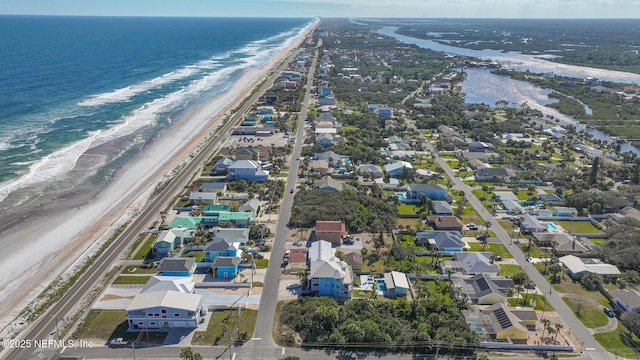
[2,43,302,360]
[243,45,320,359]
[417,133,616,360]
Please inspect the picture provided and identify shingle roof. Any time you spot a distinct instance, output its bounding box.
[212,256,239,268]
[315,220,345,232]
[157,257,195,273]
[203,238,233,252]
[454,252,499,274]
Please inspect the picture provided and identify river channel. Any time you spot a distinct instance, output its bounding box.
[378,27,640,155]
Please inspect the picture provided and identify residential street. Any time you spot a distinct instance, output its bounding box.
[418,131,616,360]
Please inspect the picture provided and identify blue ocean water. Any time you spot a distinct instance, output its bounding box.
[0,16,313,201]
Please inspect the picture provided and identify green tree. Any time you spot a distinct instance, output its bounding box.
[590,156,600,185]
[180,347,194,360]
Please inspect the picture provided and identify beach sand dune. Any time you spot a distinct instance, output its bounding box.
[0,22,316,337]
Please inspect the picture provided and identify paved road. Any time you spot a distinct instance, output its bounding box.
[417,130,615,360]
[58,343,598,360]
[242,43,320,360]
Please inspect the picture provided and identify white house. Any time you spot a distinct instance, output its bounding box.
[126,290,205,330]
[385,161,413,178]
[559,255,621,278]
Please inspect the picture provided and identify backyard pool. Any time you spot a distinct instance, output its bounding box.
[395,193,405,200]
[376,279,387,292]
[547,222,559,231]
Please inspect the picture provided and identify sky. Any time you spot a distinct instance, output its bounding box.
[0,0,639,18]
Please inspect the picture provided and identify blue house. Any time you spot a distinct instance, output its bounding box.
[203,239,238,262]
[308,240,353,300]
[211,257,240,278]
[405,183,448,202]
[156,257,196,277]
[416,231,464,252]
[382,271,410,297]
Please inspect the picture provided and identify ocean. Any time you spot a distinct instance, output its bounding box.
[0,16,313,224]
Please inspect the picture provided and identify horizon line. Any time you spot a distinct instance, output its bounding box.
[1,14,639,20]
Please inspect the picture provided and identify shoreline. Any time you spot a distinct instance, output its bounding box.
[0,21,314,338]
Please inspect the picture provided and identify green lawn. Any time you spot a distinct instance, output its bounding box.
[533,295,555,311]
[113,276,152,285]
[551,279,611,306]
[555,220,602,234]
[518,241,548,258]
[398,203,423,215]
[467,243,513,258]
[395,218,423,230]
[255,259,269,269]
[181,250,205,262]
[192,309,258,346]
[132,235,157,261]
[562,297,608,328]
[74,310,166,344]
[498,264,524,278]
[122,265,157,274]
[594,323,640,359]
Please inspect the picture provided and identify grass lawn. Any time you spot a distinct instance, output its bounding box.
[518,242,548,258]
[590,238,606,246]
[533,295,555,311]
[113,276,152,285]
[181,250,204,262]
[192,309,258,346]
[562,297,608,328]
[395,217,422,230]
[398,203,423,215]
[132,235,157,261]
[594,323,640,358]
[555,220,602,234]
[363,260,385,273]
[498,264,524,278]
[551,279,611,306]
[496,219,516,232]
[459,208,484,226]
[514,189,536,201]
[255,259,269,269]
[74,309,166,344]
[467,243,513,258]
[122,265,156,274]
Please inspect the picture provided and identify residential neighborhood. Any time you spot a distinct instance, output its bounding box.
[14,17,640,360]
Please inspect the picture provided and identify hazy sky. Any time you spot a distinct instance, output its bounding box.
[1,0,639,18]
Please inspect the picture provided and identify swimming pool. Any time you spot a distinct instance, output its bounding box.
[395,193,405,200]
[547,222,559,231]
[376,279,387,292]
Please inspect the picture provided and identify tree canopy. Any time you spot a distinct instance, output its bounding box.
[289,189,397,233]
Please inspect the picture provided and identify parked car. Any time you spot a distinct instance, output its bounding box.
[603,307,615,318]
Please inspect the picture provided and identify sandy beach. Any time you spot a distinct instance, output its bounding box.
[0,21,316,338]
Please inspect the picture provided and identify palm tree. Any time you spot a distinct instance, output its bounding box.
[180,347,194,360]
[553,323,563,343]
[514,284,524,303]
[540,318,551,342]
